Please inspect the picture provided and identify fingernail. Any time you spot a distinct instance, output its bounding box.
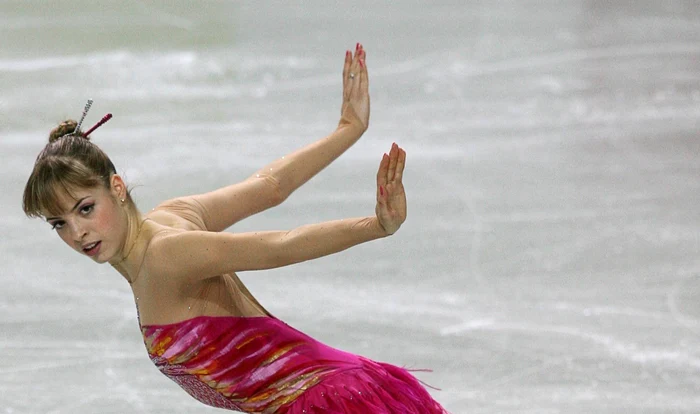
[346,50,350,58]
[359,59,364,68]
[356,43,359,51]
[380,186,384,196]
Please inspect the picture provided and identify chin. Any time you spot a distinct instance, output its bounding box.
[81,246,111,264]
[93,250,113,264]
[93,256,109,264]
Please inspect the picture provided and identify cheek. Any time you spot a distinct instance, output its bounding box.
[94,204,122,234]
[100,204,129,248]
[58,230,75,248]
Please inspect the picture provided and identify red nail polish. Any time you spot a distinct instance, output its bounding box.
[359,59,364,68]
[346,50,350,58]
[356,43,359,51]
[380,186,384,196]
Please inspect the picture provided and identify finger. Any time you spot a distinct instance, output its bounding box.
[343,50,350,90]
[352,44,359,70]
[394,147,406,182]
[377,152,389,186]
[352,69,361,97]
[350,44,361,80]
[357,43,365,71]
[387,143,399,181]
[350,59,361,98]
[378,183,388,206]
[356,46,369,97]
[360,57,368,92]
[343,50,353,104]
[376,152,389,198]
[352,45,365,101]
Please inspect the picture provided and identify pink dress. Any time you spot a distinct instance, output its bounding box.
[141,315,449,413]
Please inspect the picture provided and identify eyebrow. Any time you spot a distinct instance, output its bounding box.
[45,197,90,221]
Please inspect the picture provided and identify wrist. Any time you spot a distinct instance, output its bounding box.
[369,216,391,238]
[337,107,367,136]
[336,121,365,139]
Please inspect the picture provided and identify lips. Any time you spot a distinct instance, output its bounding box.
[82,241,102,256]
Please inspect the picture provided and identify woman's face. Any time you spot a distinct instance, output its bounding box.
[43,183,127,264]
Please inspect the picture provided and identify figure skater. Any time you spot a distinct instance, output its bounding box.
[23,44,448,413]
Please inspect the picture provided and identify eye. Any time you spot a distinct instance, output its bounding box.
[80,204,94,215]
[50,221,65,230]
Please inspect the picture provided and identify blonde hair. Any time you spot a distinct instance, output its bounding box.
[23,120,130,218]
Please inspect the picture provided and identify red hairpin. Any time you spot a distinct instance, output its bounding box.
[83,113,113,137]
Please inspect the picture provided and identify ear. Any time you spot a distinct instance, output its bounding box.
[109,174,127,201]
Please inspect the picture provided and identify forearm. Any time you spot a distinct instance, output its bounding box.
[157,215,389,281]
[278,216,386,266]
[254,112,365,198]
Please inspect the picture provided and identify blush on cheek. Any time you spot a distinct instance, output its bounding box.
[59,232,77,251]
[94,200,126,257]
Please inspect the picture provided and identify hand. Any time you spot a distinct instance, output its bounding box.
[341,43,369,131]
[375,143,407,235]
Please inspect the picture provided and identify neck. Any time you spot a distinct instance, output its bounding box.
[110,206,145,280]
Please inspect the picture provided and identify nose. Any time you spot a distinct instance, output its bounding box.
[70,221,88,245]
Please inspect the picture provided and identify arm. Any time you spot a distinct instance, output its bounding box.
[190,116,365,232]
[153,141,407,284]
[261,44,369,198]
[153,216,387,282]
[190,44,370,232]
[253,107,365,200]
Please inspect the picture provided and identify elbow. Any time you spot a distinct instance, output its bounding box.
[266,232,305,269]
[261,175,288,207]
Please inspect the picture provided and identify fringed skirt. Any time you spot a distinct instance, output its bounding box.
[280,357,449,414]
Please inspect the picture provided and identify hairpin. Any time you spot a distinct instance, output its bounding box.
[83,113,113,137]
[74,99,93,134]
[58,99,113,140]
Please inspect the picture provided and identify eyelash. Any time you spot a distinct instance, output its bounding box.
[81,204,94,215]
[50,204,94,230]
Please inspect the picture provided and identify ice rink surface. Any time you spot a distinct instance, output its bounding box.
[2,1,700,412]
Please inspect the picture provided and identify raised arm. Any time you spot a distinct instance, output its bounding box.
[250,104,366,200]
[190,44,370,232]
[152,143,406,284]
[256,43,370,197]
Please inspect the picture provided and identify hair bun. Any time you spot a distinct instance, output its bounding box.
[48,120,88,143]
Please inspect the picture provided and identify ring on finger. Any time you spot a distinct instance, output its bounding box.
[349,72,355,79]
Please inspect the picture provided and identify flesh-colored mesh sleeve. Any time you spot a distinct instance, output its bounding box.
[146,197,272,321]
[154,197,210,230]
